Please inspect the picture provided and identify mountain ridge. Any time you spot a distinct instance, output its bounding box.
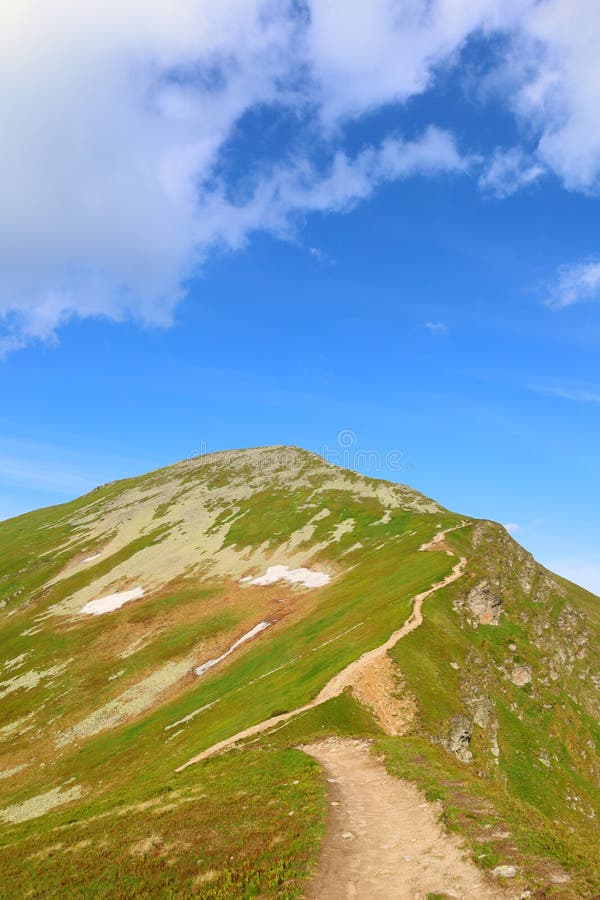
[0,446,598,897]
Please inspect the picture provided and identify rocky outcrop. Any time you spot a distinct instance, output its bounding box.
[463,694,501,763]
[462,580,503,626]
[532,602,593,696]
[518,555,537,595]
[454,523,571,640]
[446,715,473,762]
[466,695,494,728]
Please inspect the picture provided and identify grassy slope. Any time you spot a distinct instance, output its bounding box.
[379,524,600,897]
[0,448,598,897]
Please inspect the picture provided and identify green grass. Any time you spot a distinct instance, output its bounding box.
[380,523,600,896]
[0,748,324,899]
[256,691,382,751]
[1,449,599,897]
[0,452,456,896]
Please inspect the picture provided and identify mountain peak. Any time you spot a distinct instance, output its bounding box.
[0,447,599,896]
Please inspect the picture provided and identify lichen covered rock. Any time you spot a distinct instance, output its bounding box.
[446,715,473,762]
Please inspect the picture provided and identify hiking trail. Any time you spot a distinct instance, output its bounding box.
[302,738,508,900]
[176,525,467,770]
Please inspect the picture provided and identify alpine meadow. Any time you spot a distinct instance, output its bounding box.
[0,448,598,897]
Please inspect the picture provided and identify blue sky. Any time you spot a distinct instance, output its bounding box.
[1,1,599,592]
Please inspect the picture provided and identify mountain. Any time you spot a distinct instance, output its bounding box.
[0,446,598,898]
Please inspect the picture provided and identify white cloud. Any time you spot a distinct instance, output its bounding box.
[195,126,469,249]
[479,147,545,197]
[2,1,600,351]
[425,321,447,336]
[307,0,528,122]
[505,0,600,192]
[545,261,600,310]
[0,0,300,352]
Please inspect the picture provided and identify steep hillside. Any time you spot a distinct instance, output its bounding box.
[0,447,598,898]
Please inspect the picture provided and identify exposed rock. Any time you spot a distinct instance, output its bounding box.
[0,783,83,824]
[510,666,532,687]
[466,580,503,626]
[490,728,500,761]
[471,522,494,548]
[463,692,500,762]
[466,695,494,729]
[492,865,519,878]
[534,571,567,603]
[446,715,472,762]
[518,556,537,595]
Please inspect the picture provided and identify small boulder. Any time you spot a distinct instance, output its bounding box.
[492,865,520,878]
[510,666,532,687]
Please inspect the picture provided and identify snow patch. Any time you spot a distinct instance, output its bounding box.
[83,553,101,563]
[243,565,330,588]
[80,587,145,616]
[195,621,272,677]
[164,699,220,731]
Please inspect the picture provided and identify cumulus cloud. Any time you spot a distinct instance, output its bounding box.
[545,261,600,310]
[306,0,527,121]
[479,147,545,197]
[2,1,600,351]
[505,0,600,192]
[0,0,303,352]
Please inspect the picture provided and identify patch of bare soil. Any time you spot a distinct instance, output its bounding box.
[350,654,416,735]
[302,738,510,900]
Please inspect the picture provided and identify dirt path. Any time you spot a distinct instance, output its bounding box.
[302,738,507,900]
[176,527,467,771]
